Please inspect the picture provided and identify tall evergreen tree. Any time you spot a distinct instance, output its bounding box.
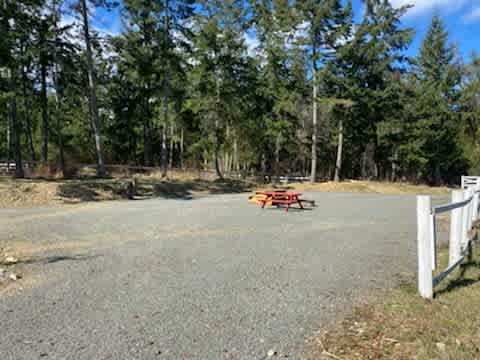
[37,13,52,166]
[117,0,194,170]
[338,0,413,179]
[412,15,465,184]
[189,0,250,178]
[250,0,306,179]
[159,0,195,176]
[296,0,353,182]
[74,0,115,176]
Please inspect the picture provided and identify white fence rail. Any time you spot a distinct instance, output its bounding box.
[417,183,480,299]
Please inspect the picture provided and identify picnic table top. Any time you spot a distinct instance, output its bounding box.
[260,190,301,196]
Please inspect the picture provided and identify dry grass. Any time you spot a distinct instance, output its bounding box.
[0,177,122,208]
[310,246,480,360]
[0,172,255,208]
[0,178,60,208]
[280,180,451,196]
[0,171,451,209]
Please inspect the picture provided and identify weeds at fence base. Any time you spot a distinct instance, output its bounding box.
[312,247,480,360]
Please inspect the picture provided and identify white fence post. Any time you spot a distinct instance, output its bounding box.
[472,189,479,222]
[449,190,464,267]
[461,189,472,249]
[431,212,437,271]
[417,196,433,299]
[468,191,474,231]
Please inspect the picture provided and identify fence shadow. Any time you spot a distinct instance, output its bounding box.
[435,259,480,296]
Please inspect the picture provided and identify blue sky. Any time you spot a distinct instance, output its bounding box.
[360,0,480,61]
[89,0,480,61]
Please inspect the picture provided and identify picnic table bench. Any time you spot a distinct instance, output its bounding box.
[255,190,315,212]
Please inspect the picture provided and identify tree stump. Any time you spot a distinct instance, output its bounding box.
[119,180,136,200]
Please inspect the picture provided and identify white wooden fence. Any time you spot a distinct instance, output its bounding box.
[0,162,14,170]
[417,176,480,299]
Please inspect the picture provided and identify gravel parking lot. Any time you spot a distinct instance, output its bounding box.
[0,192,422,359]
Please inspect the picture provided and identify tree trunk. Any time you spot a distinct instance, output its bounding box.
[334,118,343,182]
[214,119,222,179]
[274,133,281,183]
[80,0,106,177]
[214,65,222,179]
[180,127,184,169]
[21,67,36,166]
[233,133,239,172]
[53,0,65,177]
[53,73,65,176]
[310,65,318,183]
[224,123,230,174]
[161,0,170,177]
[130,131,137,165]
[143,115,152,166]
[169,121,174,168]
[361,141,377,180]
[360,151,366,179]
[6,103,11,172]
[40,60,49,165]
[9,69,24,178]
[223,151,228,174]
[391,148,398,182]
[434,162,441,186]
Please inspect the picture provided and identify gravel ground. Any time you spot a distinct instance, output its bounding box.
[0,192,432,359]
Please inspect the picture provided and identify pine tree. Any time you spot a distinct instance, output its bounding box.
[412,15,466,184]
[0,0,34,178]
[117,0,194,169]
[74,0,116,177]
[38,14,51,166]
[338,0,413,179]
[189,0,250,178]
[250,0,306,179]
[52,0,65,176]
[120,0,163,167]
[296,0,353,182]
[159,0,195,176]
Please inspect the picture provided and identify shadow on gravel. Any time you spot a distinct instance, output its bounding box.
[55,178,254,203]
[263,207,314,212]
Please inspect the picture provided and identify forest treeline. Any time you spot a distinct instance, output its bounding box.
[1,0,479,184]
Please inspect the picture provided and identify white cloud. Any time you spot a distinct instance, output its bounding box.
[390,0,468,16]
[463,6,480,23]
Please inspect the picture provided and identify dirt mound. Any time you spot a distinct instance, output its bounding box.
[0,176,450,209]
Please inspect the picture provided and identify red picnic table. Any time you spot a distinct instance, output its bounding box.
[259,191,315,212]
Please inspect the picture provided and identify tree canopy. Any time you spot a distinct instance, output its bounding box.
[0,0,478,184]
